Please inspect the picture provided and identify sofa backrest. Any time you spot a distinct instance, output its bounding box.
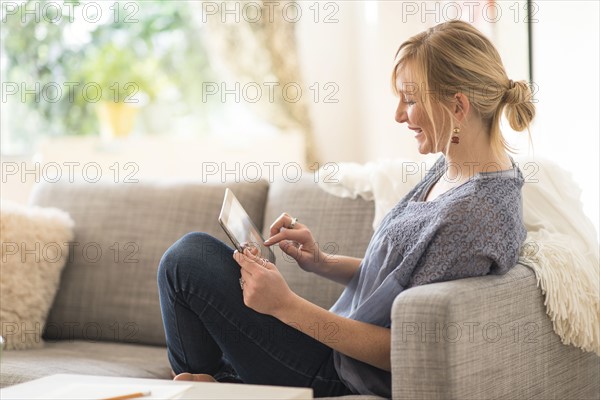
[30,180,269,347]
[263,177,375,309]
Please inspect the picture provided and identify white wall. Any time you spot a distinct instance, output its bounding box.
[531,1,599,238]
[296,2,425,164]
[295,2,364,163]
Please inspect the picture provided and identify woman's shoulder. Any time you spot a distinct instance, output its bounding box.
[426,166,523,226]
[471,165,525,207]
[438,168,526,239]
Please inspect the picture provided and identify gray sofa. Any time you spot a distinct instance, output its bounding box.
[1,177,598,399]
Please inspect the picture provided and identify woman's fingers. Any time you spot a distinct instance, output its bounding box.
[264,225,308,246]
[279,239,306,260]
[269,212,302,237]
[268,213,289,236]
[240,267,252,282]
[233,249,260,274]
[235,248,280,302]
[234,248,275,273]
[243,244,260,257]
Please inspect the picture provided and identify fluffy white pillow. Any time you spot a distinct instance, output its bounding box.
[0,200,74,350]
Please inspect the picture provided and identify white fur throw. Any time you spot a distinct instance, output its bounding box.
[0,200,74,350]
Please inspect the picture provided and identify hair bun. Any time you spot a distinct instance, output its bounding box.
[503,79,529,105]
[503,79,536,131]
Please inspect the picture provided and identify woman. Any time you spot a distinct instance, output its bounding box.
[157,20,535,397]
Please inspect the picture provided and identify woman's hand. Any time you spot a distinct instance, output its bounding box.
[263,212,326,274]
[233,247,297,316]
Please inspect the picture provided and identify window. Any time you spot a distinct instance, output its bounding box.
[1,0,219,154]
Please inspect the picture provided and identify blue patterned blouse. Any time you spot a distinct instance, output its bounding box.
[329,155,527,397]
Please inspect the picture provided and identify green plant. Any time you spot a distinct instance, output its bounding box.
[1,0,214,147]
[78,42,162,103]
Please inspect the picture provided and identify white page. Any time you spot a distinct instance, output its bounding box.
[41,382,192,399]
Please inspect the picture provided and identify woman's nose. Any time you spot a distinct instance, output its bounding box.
[395,103,407,124]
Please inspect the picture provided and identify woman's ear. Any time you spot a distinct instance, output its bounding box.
[454,93,470,122]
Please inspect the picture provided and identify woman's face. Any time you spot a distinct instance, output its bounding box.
[395,70,449,154]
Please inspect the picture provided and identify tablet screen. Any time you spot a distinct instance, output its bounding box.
[218,188,276,263]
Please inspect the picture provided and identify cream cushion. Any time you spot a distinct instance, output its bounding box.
[0,200,74,350]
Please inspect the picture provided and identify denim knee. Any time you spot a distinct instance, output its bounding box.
[158,232,234,292]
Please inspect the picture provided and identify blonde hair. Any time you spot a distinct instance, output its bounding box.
[391,20,535,159]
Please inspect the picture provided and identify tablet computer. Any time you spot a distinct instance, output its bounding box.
[218,188,276,263]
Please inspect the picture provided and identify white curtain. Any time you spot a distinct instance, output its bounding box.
[198,0,317,164]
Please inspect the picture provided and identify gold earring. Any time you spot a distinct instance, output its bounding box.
[451,127,460,144]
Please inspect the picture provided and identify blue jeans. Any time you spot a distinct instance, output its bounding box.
[157,232,352,397]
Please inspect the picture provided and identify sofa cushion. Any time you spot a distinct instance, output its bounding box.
[263,177,375,309]
[30,180,269,346]
[0,201,74,350]
[0,340,170,388]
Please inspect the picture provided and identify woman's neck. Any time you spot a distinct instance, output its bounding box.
[442,129,512,182]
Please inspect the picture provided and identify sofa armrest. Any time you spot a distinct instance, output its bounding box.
[390,264,600,400]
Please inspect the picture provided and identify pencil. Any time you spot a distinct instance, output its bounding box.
[101,391,151,400]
